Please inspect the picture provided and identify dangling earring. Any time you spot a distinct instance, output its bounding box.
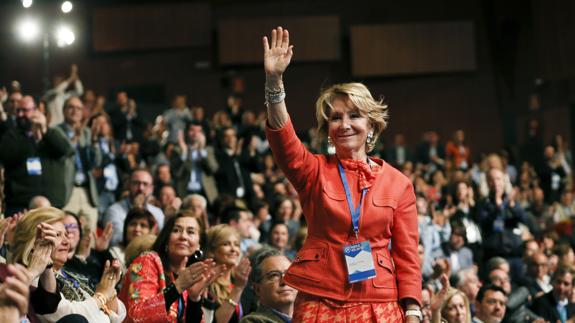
[367,131,375,146]
[327,136,335,154]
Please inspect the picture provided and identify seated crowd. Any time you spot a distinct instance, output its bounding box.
[0,65,573,323]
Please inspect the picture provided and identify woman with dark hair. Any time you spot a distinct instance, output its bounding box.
[270,195,300,240]
[109,207,157,272]
[119,212,223,323]
[267,222,292,259]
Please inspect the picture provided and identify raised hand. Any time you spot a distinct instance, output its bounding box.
[430,274,450,313]
[28,223,59,278]
[96,259,122,300]
[263,27,294,77]
[94,222,114,252]
[233,257,251,289]
[1,264,32,317]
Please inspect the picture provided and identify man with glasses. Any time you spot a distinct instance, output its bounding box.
[103,168,164,246]
[241,247,297,323]
[56,96,100,232]
[0,96,74,216]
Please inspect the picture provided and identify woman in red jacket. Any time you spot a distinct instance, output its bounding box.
[262,27,423,322]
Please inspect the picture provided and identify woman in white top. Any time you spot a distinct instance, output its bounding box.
[11,207,126,323]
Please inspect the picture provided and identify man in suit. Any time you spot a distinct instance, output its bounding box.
[487,268,540,322]
[530,266,575,323]
[472,284,507,323]
[521,252,553,299]
[0,90,22,140]
[171,120,219,205]
[241,247,297,323]
[384,133,412,169]
[56,96,100,231]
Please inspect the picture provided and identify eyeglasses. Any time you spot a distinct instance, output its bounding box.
[261,270,286,283]
[64,223,80,232]
[15,107,35,113]
[130,180,152,187]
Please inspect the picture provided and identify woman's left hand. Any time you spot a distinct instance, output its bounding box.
[233,258,251,289]
[405,316,420,323]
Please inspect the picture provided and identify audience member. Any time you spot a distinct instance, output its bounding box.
[103,168,165,246]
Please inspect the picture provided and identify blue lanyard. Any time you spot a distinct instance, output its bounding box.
[60,270,80,288]
[338,162,368,239]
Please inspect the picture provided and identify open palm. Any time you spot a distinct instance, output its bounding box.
[263,27,294,76]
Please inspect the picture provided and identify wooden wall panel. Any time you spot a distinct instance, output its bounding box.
[351,21,476,77]
[92,3,211,52]
[218,16,340,64]
[532,0,575,80]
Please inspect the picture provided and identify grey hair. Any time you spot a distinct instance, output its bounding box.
[248,246,283,284]
[455,268,476,288]
[182,194,207,210]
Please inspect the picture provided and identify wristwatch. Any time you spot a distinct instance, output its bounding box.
[405,309,423,321]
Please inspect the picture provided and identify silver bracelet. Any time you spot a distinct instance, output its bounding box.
[265,90,286,105]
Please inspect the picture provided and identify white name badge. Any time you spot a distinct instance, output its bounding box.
[343,241,376,284]
[26,157,42,176]
[236,187,245,198]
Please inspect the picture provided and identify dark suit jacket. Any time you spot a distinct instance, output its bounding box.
[530,290,575,323]
[171,145,219,204]
[55,124,101,207]
[384,145,413,168]
[416,141,445,165]
[239,305,289,323]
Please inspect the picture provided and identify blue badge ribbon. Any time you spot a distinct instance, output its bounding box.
[338,162,368,239]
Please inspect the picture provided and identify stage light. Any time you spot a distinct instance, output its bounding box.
[61,1,73,13]
[17,18,40,42]
[22,0,33,8]
[55,25,75,47]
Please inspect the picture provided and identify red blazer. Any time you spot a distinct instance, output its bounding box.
[266,119,422,305]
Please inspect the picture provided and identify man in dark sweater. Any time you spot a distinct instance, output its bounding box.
[0,96,73,215]
[241,247,296,323]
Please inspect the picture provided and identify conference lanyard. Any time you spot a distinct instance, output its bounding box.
[337,162,368,239]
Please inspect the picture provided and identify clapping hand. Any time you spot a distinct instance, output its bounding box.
[186,260,227,301]
[95,259,122,300]
[430,274,450,313]
[0,264,33,319]
[233,258,251,289]
[263,27,294,77]
[28,223,59,278]
[94,223,114,252]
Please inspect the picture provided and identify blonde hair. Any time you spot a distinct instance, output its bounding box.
[315,82,389,153]
[124,234,157,267]
[441,288,472,323]
[10,207,65,266]
[205,224,241,302]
